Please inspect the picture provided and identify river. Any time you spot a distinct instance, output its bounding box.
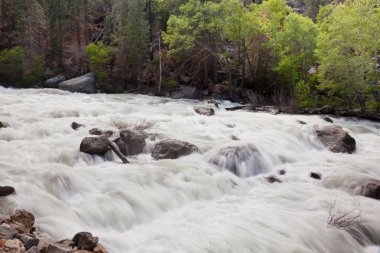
[1,87,380,253]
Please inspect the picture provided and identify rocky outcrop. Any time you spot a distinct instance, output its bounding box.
[58,73,96,94]
[209,144,269,178]
[0,186,15,197]
[152,139,199,160]
[44,75,66,88]
[0,238,25,253]
[80,137,110,155]
[315,125,356,153]
[194,106,215,116]
[0,121,9,128]
[115,129,146,156]
[0,224,18,239]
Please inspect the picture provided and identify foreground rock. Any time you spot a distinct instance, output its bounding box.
[0,209,108,253]
[80,137,110,155]
[72,232,98,251]
[44,75,66,88]
[0,186,15,197]
[209,144,269,177]
[115,129,146,156]
[152,139,199,160]
[315,125,356,153]
[1,209,35,234]
[194,106,215,116]
[0,121,9,128]
[58,73,96,94]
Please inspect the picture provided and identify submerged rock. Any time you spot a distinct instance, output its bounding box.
[194,106,215,116]
[0,121,9,128]
[80,137,110,155]
[89,128,113,137]
[1,209,35,234]
[310,172,322,180]
[58,73,96,94]
[152,139,199,160]
[266,176,282,184]
[71,122,85,130]
[209,144,269,178]
[358,178,380,200]
[315,125,356,153]
[0,186,15,197]
[322,116,334,123]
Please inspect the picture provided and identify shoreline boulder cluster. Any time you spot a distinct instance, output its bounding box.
[0,209,107,253]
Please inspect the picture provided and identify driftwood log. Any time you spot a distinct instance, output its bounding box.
[107,139,129,164]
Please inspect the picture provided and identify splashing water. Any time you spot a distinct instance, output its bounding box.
[1,87,380,253]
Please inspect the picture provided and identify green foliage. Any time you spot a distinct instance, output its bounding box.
[275,13,317,90]
[164,77,179,93]
[294,80,318,108]
[0,46,44,87]
[86,42,112,88]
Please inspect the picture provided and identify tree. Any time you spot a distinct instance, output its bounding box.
[316,0,380,110]
[275,13,317,91]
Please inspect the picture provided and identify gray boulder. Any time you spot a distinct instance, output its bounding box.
[116,129,146,156]
[316,125,356,153]
[80,136,110,155]
[194,106,215,116]
[152,139,199,160]
[358,178,380,200]
[44,75,66,88]
[171,85,196,99]
[58,73,96,94]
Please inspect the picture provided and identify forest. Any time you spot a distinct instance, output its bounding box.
[0,0,380,112]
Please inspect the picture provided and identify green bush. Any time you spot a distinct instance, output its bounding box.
[86,42,112,90]
[294,80,318,108]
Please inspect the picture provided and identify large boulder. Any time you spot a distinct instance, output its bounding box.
[80,137,110,155]
[72,232,98,251]
[315,125,356,153]
[1,210,35,234]
[15,234,39,251]
[44,75,66,88]
[152,139,199,160]
[208,144,269,178]
[116,130,146,156]
[58,73,96,94]
[0,186,15,197]
[194,106,215,116]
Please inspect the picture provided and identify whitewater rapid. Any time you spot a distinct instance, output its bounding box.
[0,87,380,253]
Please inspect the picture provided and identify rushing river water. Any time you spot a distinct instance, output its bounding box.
[1,87,380,253]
